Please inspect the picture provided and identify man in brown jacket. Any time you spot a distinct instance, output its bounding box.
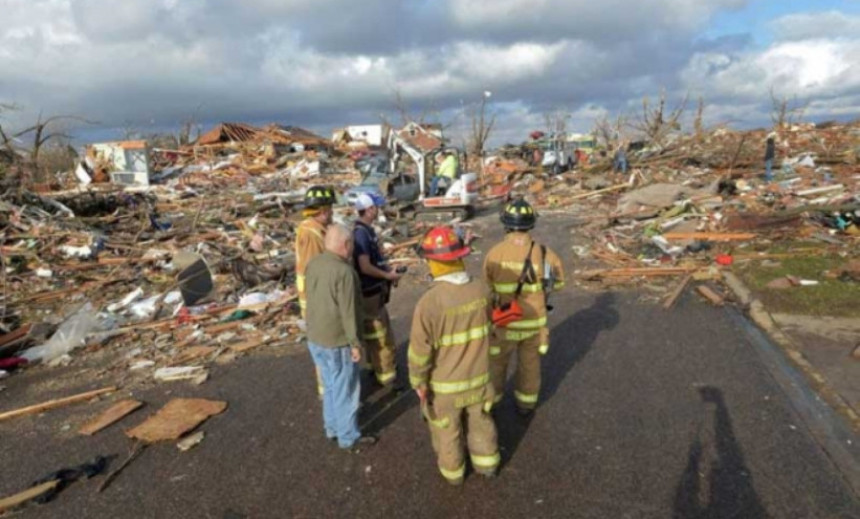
[305,224,376,451]
[408,225,500,485]
[484,199,565,415]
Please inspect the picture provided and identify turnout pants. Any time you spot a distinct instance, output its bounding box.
[425,392,500,484]
[362,292,397,385]
[490,327,549,410]
[299,294,325,395]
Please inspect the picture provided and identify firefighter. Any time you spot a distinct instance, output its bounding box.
[296,185,336,395]
[352,193,400,387]
[408,226,500,485]
[484,199,565,415]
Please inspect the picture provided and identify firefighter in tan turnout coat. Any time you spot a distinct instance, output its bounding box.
[484,199,565,414]
[295,185,336,395]
[408,226,500,485]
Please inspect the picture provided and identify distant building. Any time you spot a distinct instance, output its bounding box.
[336,124,390,147]
[86,140,151,186]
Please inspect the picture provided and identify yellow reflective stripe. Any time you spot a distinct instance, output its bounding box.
[493,282,542,294]
[436,323,491,348]
[408,348,431,366]
[471,452,501,468]
[439,463,465,481]
[506,317,547,330]
[296,274,306,292]
[489,346,501,356]
[504,329,540,341]
[554,281,565,289]
[430,373,490,394]
[376,371,396,384]
[410,375,427,388]
[299,300,307,309]
[483,400,493,413]
[363,328,387,340]
[539,344,549,355]
[515,391,538,404]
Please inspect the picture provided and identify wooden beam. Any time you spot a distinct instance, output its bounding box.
[0,386,117,423]
[663,274,693,310]
[0,480,60,513]
[697,285,725,306]
[79,399,144,436]
[568,183,630,200]
[580,267,698,279]
[662,232,756,242]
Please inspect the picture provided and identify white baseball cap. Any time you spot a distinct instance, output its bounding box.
[353,193,384,211]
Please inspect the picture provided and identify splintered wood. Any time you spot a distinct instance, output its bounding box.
[79,399,144,435]
[126,398,227,443]
[0,386,117,423]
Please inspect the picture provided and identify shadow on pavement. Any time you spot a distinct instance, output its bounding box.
[358,340,417,436]
[497,292,620,467]
[672,386,767,519]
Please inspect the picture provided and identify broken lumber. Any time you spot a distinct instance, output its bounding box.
[0,386,117,423]
[580,267,698,279]
[663,274,693,310]
[79,399,144,436]
[0,480,60,513]
[662,232,756,242]
[568,183,629,200]
[696,286,725,306]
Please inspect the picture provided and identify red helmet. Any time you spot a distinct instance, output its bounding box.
[419,226,471,261]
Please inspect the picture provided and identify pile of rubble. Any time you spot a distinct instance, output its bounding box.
[483,122,860,301]
[0,121,427,387]
[1,119,858,384]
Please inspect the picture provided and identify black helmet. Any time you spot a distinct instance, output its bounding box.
[500,199,536,231]
[304,185,336,208]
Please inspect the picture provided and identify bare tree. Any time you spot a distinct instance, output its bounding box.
[593,112,628,150]
[693,96,705,139]
[468,92,496,158]
[177,105,204,146]
[14,112,92,165]
[631,89,689,147]
[543,107,570,136]
[770,86,808,129]
[0,103,20,157]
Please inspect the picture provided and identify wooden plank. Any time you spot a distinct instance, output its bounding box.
[663,274,693,310]
[580,267,698,279]
[0,386,117,423]
[697,285,725,306]
[126,398,227,443]
[78,399,144,436]
[568,183,629,200]
[170,346,217,365]
[662,232,756,242]
[0,480,60,513]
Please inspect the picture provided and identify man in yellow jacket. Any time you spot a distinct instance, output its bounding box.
[296,185,336,395]
[409,225,500,485]
[484,199,565,415]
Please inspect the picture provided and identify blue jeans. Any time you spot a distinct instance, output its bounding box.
[307,342,361,448]
[614,158,627,174]
[429,176,448,197]
[765,159,773,181]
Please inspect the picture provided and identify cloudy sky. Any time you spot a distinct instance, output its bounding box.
[1,0,859,145]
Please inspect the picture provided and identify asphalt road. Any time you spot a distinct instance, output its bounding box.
[1,214,859,518]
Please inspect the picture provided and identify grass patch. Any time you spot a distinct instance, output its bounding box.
[737,253,860,317]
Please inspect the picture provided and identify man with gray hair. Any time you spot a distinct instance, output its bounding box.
[304,224,377,450]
